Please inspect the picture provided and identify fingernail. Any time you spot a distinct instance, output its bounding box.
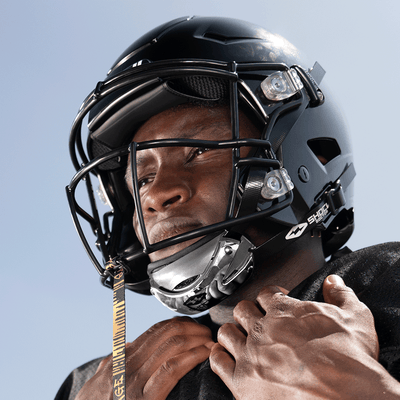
[327,274,344,285]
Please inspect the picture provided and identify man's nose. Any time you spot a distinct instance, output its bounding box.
[142,169,192,213]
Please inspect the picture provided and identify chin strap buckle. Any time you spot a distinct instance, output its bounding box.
[314,162,356,219]
[325,183,346,216]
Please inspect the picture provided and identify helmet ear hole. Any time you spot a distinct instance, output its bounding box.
[307,138,341,165]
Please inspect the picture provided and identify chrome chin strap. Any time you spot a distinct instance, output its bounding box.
[147,231,255,315]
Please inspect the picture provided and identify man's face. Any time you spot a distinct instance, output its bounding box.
[125,104,259,262]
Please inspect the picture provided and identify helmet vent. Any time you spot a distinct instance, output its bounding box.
[203,32,257,43]
[168,76,229,100]
[307,138,341,165]
[174,275,199,290]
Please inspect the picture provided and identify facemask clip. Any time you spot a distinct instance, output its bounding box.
[260,69,303,101]
[261,168,294,200]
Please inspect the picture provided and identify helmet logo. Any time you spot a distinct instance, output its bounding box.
[285,223,308,240]
[307,203,329,225]
[131,59,151,68]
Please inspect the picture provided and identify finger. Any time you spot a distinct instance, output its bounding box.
[233,299,264,333]
[256,285,299,315]
[127,317,212,369]
[133,317,211,351]
[132,334,215,387]
[92,318,213,394]
[217,323,246,359]
[323,275,359,309]
[139,342,214,399]
[276,286,289,295]
[209,343,235,388]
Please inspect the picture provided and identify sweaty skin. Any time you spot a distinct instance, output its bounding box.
[77,105,400,399]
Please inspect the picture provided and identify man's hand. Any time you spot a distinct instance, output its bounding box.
[210,275,400,399]
[76,317,214,400]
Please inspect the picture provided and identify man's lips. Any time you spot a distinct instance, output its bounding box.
[147,217,203,244]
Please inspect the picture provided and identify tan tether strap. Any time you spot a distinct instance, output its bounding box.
[107,262,126,400]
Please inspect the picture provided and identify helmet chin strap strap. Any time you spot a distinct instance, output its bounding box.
[236,168,266,219]
[252,204,326,260]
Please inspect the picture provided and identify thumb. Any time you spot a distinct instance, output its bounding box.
[323,274,357,308]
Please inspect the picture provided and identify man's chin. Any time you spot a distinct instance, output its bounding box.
[148,237,202,262]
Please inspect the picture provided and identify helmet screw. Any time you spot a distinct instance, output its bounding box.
[298,166,310,183]
[224,246,233,255]
[266,176,281,192]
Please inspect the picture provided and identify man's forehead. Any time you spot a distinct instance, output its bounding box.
[132,104,232,142]
[164,120,231,139]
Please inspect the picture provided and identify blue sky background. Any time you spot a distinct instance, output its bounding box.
[1,1,399,398]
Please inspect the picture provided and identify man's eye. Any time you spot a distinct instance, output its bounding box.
[188,147,211,161]
[138,176,153,189]
[195,147,210,156]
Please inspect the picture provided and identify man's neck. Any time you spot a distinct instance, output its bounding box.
[209,234,326,326]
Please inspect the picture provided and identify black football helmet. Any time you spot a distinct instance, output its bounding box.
[67,16,355,314]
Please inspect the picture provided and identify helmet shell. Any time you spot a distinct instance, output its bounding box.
[107,16,306,77]
[69,16,354,296]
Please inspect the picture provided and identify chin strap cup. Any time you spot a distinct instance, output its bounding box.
[148,231,255,315]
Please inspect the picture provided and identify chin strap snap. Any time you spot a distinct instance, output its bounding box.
[105,261,127,400]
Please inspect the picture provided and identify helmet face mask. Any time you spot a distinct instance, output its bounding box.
[67,16,355,313]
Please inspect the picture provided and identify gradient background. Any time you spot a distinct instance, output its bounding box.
[1,1,399,398]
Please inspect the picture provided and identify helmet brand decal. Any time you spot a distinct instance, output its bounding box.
[285,202,330,241]
[307,203,329,225]
[131,59,152,69]
[285,223,308,240]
